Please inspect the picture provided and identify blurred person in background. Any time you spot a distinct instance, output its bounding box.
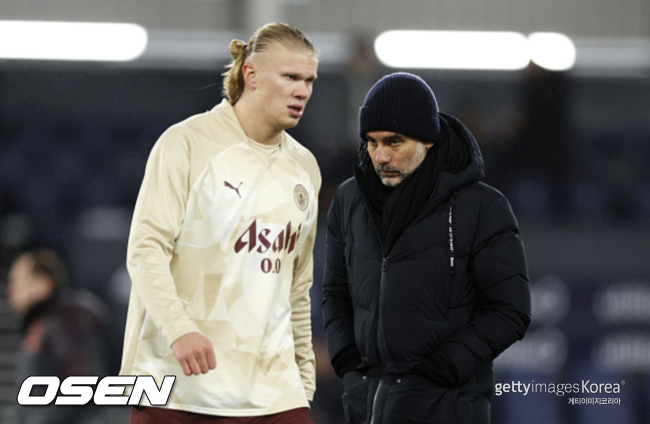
[7,247,109,424]
[121,22,321,423]
[322,72,531,424]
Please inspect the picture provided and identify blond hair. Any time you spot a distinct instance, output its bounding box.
[222,22,318,105]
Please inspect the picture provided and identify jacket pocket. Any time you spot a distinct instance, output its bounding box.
[342,371,370,424]
[382,375,458,424]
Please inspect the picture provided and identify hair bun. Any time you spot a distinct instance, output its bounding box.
[229,39,247,60]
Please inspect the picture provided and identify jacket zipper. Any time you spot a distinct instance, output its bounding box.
[377,257,388,356]
[369,379,383,424]
[369,257,388,424]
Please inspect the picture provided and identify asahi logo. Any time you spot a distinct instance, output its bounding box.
[234,220,302,255]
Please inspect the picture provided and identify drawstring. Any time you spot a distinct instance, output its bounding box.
[448,192,456,276]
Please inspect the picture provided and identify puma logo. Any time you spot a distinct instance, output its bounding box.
[224,181,243,198]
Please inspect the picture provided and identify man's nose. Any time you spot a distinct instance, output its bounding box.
[374,145,390,164]
[294,82,310,99]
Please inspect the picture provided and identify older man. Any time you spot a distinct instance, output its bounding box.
[323,72,531,424]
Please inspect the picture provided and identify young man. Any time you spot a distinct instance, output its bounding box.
[7,248,108,424]
[323,72,531,423]
[121,23,321,423]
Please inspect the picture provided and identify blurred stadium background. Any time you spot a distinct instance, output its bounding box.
[1,1,650,423]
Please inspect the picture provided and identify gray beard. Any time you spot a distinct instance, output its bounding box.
[374,142,428,187]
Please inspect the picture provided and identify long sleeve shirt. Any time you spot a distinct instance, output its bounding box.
[120,99,321,417]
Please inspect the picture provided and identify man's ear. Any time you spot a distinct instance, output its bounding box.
[242,62,257,89]
[424,141,435,151]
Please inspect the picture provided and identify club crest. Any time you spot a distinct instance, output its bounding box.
[294,184,309,211]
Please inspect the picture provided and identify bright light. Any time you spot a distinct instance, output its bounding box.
[0,21,148,61]
[374,30,530,70]
[529,32,576,71]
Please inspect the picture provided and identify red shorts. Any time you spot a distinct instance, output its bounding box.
[129,406,314,424]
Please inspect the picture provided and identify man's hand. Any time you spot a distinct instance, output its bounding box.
[171,332,217,376]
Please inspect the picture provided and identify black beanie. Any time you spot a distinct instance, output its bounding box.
[359,72,440,144]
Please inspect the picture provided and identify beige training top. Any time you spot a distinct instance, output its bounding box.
[120,99,321,417]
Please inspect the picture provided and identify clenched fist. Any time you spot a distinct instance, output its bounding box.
[171,332,217,376]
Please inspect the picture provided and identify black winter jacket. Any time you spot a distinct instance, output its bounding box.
[322,113,531,424]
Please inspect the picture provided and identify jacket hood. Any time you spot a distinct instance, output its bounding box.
[358,111,485,200]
